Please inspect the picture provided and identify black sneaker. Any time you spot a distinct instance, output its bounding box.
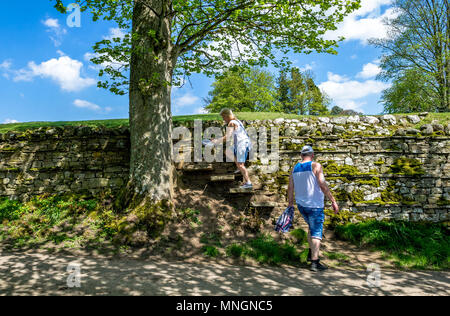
[310,260,328,272]
[307,249,312,262]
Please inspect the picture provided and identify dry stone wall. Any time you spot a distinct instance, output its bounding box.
[0,113,449,223]
[0,126,130,201]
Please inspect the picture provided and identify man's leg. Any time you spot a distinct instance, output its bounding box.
[307,230,312,261]
[309,208,327,271]
[310,238,321,261]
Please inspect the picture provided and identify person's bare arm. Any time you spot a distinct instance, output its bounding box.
[213,122,235,144]
[287,168,295,207]
[314,162,339,213]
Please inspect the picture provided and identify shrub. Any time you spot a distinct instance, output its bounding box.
[290,228,308,245]
[244,234,302,265]
[203,245,220,257]
[226,244,244,258]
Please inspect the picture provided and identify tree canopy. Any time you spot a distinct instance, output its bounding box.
[371,0,450,113]
[380,67,437,114]
[204,66,330,115]
[54,0,361,95]
[277,67,330,115]
[204,67,278,112]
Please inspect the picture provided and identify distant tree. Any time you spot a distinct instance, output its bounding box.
[371,0,450,113]
[381,67,436,113]
[330,106,362,116]
[277,67,330,115]
[204,67,277,113]
[330,106,343,115]
[305,75,331,115]
[277,68,290,109]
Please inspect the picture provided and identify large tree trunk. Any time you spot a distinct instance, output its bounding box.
[128,0,177,205]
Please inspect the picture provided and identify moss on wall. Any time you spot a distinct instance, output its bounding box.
[389,157,425,176]
[356,177,380,187]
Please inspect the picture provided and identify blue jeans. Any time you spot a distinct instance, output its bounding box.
[297,205,325,240]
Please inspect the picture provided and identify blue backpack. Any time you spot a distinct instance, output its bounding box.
[275,206,295,233]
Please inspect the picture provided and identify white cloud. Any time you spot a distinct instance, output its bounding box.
[73,99,112,113]
[356,62,382,79]
[43,18,60,28]
[84,51,128,72]
[319,71,391,112]
[173,93,200,108]
[73,99,101,111]
[327,72,349,83]
[13,56,96,92]
[298,62,316,72]
[324,0,399,44]
[0,60,11,70]
[194,107,208,114]
[103,28,127,41]
[42,18,67,47]
[0,60,12,79]
[3,119,19,124]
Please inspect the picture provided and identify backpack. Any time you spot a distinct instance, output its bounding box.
[275,206,295,233]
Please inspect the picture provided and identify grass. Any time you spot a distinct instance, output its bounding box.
[413,112,450,129]
[173,112,312,122]
[200,232,223,247]
[289,228,308,245]
[334,220,450,270]
[179,208,202,228]
[203,245,220,257]
[0,113,305,133]
[323,251,351,262]
[0,194,103,248]
[225,233,306,265]
[0,119,129,134]
[2,112,447,134]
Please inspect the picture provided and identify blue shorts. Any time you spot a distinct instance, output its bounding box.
[297,205,325,240]
[234,144,250,163]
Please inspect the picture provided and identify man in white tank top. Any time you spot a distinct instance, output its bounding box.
[287,146,339,272]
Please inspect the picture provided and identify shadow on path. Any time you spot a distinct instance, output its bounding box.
[0,249,448,296]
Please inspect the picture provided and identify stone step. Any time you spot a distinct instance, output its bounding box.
[210,174,236,182]
[250,201,278,208]
[182,163,214,172]
[229,187,254,194]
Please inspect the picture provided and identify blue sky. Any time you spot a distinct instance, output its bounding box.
[0,1,397,124]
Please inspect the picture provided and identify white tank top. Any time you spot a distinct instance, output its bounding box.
[229,119,250,145]
[293,161,324,208]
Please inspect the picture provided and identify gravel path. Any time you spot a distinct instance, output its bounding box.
[0,249,448,296]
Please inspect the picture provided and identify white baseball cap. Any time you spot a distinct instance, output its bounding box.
[301,145,314,155]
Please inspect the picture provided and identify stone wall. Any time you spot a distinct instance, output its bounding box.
[0,113,449,222]
[0,126,130,201]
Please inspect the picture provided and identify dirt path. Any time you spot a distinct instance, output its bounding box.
[0,249,448,296]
